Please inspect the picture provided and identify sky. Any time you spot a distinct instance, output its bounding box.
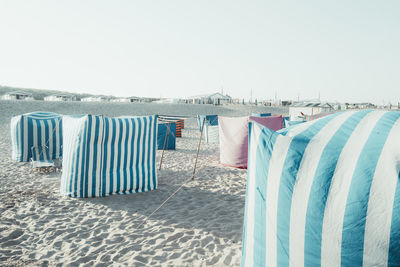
[0,0,399,104]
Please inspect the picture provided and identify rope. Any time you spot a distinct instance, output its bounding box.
[137,176,193,229]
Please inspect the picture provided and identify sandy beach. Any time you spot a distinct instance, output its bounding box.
[0,100,286,266]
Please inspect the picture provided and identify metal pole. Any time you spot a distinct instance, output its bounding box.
[192,118,206,180]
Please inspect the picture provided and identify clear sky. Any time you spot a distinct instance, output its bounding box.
[0,1,399,104]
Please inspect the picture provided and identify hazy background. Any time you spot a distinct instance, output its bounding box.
[0,0,399,104]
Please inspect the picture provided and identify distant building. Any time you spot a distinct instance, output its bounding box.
[346,103,375,109]
[44,94,77,102]
[1,91,34,100]
[289,101,334,121]
[186,93,232,105]
[110,97,141,103]
[81,96,111,102]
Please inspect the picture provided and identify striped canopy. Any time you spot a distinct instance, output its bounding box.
[242,110,400,266]
[219,116,283,169]
[10,111,62,162]
[157,122,176,150]
[60,114,157,198]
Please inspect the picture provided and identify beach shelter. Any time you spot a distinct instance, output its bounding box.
[159,115,185,129]
[242,110,400,266]
[157,122,176,150]
[197,115,218,131]
[203,124,219,143]
[60,115,157,198]
[10,111,62,162]
[219,115,283,168]
[251,113,271,117]
[158,117,183,137]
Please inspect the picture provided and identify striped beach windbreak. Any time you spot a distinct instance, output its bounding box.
[60,115,157,198]
[203,124,219,143]
[219,116,283,169]
[197,115,218,132]
[11,111,62,162]
[242,110,400,266]
[157,122,176,150]
[159,118,183,137]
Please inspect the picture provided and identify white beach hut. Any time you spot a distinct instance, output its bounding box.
[289,101,333,121]
[81,96,111,102]
[186,93,232,105]
[1,91,34,100]
[44,94,77,102]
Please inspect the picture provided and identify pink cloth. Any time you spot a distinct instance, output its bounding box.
[219,115,283,169]
[250,115,283,131]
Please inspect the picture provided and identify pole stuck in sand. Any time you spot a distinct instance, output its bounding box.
[192,117,206,180]
[159,122,171,170]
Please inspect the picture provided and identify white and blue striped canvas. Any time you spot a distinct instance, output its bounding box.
[203,124,219,143]
[10,111,63,162]
[242,110,400,266]
[60,114,158,198]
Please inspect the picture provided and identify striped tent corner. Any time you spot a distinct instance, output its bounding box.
[242,110,400,266]
[10,111,63,162]
[157,122,176,150]
[60,114,158,198]
[284,118,305,128]
[197,115,218,132]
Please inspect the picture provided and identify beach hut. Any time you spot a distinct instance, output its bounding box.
[157,122,176,150]
[289,101,333,121]
[2,91,34,100]
[110,97,140,103]
[60,114,157,198]
[44,94,77,102]
[187,93,232,105]
[219,115,283,168]
[242,110,400,266]
[10,112,63,162]
[81,96,110,102]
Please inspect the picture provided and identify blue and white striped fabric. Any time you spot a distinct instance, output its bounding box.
[60,115,158,198]
[242,110,400,266]
[10,111,62,162]
[203,124,219,143]
[197,115,218,132]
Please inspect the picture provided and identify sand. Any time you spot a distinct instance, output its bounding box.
[0,100,287,266]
